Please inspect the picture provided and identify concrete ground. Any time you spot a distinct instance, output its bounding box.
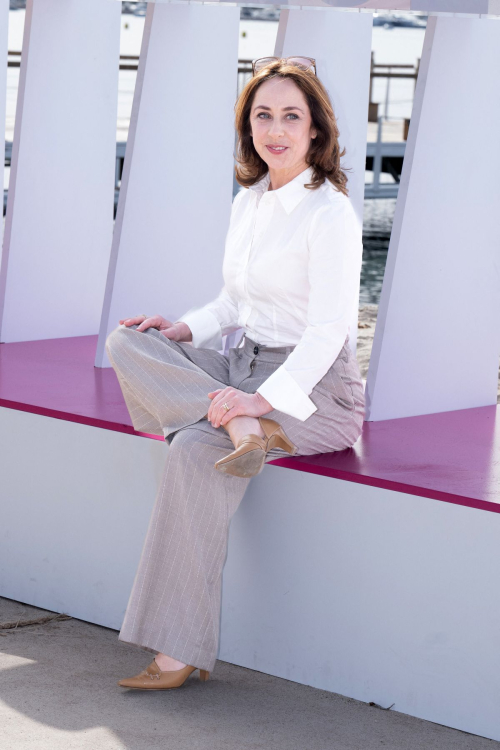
[1,598,499,750]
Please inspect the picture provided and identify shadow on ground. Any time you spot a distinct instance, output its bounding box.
[0,597,498,750]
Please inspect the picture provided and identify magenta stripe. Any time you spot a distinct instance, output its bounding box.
[1,334,498,512]
[269,403,500,514]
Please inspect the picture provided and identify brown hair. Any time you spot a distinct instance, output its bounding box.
[234,60,350,196]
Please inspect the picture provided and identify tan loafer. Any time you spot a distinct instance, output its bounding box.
[118,659,210,690]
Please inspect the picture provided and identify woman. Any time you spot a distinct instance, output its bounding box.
[105,56,365,690]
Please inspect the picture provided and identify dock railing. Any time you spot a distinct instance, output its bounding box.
[369,51,420,121]
[3,52,415,206]
[6,49,419,124]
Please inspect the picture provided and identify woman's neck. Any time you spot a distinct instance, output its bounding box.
[267,163,308,192]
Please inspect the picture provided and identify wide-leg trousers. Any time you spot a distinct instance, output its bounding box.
[105,323,366,672]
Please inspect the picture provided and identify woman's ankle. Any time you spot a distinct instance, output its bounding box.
[225,415,265,446]
[154,652,187,671]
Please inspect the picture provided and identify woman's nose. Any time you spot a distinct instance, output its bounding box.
[268,121,284,136]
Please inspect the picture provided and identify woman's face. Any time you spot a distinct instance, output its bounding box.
[249,77,317,177]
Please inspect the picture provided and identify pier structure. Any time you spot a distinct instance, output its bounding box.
[0,0,500,742]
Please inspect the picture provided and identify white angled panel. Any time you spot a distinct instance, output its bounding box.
[366,15,500,421]
[96,3,240,368]
[275,9,373,355]
[0,0,8,237]
[0,0,121,343]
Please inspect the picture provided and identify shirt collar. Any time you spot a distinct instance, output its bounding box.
[248,165,315,215]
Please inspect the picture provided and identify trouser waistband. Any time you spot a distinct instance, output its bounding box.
[236,331,351,357]
[238,332,296,356]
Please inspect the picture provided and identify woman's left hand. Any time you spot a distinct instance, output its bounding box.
[207,387,273,428]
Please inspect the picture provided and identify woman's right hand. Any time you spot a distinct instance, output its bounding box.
[118,315,193,342]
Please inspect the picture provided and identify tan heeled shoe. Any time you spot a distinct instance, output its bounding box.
[258,416,299,455]
[117,659,210,690]
[214,416,297,478]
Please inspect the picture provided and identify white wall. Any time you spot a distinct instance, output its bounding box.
[0,0,16,307]
[220,462,500,742]
[2,404,500,741]
[0,0,121,344]
[0,0,8,227]
[366,14,500,421]
[0,407,165,629]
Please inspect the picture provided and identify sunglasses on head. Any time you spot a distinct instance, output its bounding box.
[252,56,317,76]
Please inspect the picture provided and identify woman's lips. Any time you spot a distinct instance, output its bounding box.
[266,145,288,154]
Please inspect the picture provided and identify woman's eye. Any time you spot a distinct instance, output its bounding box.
[256,113,299,120]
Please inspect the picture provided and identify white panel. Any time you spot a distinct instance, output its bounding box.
[366,15,500,421]
[0,0,8,237]
[220,465,500,743]
[0,0,121,343]
[275,9,372,355]
[96,3,240,368]
[0,407,165,629]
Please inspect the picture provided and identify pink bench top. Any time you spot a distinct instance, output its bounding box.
[1,333,499,514]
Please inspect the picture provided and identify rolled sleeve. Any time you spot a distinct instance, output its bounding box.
[176,306,223,350]
[177,284,241,350]
[256,366,317,421]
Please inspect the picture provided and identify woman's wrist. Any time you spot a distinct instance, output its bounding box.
[173,321,193,342]
[254,391,274,415]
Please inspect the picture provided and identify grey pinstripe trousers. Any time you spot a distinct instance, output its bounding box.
[105,323,365,672]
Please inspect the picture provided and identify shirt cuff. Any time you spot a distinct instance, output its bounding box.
[256,365,318,422]
[176,307,223,350]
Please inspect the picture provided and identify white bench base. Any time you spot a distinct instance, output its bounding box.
[1,406,499,742]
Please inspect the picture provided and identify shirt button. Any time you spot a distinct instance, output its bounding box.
[253,346,259,355]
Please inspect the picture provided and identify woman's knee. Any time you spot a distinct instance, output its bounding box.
[105,324,136,358]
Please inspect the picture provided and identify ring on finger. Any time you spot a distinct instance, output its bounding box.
[222,402,231,412]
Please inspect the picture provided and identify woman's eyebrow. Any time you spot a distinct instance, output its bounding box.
[253,105,305,113]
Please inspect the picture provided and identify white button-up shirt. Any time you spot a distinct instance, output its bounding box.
[177,164,363,422]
